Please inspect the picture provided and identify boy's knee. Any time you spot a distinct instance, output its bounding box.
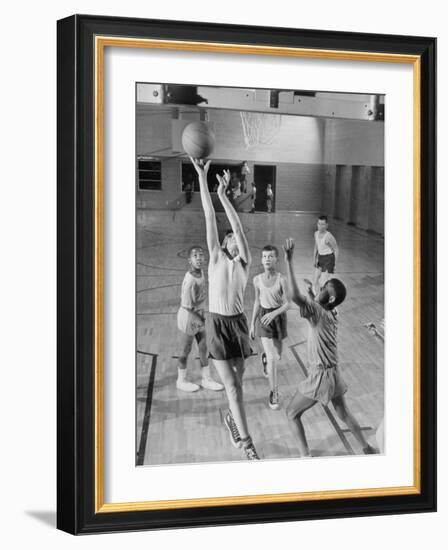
[181,342,193,355]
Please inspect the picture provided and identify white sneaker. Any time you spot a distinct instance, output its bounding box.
[201,376,224,391]
[176,379,200,392]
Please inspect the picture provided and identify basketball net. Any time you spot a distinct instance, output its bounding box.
[240,111,283,149]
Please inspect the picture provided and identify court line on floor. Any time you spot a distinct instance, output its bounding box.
[136,351,158,466]
[137,261,185,272]
[137,283,180,294]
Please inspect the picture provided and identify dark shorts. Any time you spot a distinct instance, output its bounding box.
[207,312,252,361]
[256,306,288,340]
[317,253,335,273]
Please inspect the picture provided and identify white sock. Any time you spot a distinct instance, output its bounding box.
[202,365,211,379]
[177,368,187,381]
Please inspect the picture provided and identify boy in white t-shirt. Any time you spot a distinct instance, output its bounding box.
[190,157,259,460]
[313,215,339,293]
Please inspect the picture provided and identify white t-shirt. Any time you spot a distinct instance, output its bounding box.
[208,251,248,316]
[314,230,336,256]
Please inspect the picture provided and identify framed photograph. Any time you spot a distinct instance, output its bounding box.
[57,14,436,534]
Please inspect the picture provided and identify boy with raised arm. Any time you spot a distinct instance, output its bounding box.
[190,157,259,460]
[283,238,377,457]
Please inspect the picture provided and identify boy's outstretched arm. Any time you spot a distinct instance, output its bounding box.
[283,238,307,307]
[216,170,251,265]
[328,233,339,261]
[190,158,220,261]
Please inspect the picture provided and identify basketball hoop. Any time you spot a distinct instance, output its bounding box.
[240,111,282,149]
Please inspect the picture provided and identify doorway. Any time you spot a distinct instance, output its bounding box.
[253,165,276,212]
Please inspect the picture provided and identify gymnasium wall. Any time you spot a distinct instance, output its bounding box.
[137,111,172,156]
[206,110,325,164]
[324,119,384,166]
[136,108,325,163]
[321,164,385,236]
[319,119,384,235]
[275,163,325,211]
[136,158,325,212]
[136,107,384,234]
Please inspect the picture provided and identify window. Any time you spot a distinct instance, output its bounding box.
[137,159,162,190]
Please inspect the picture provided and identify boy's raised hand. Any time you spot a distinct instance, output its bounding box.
[216,169,231,196]
[189,157,211,177]
[283,238,295,262]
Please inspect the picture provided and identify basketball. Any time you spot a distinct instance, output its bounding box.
[181,121,215,159]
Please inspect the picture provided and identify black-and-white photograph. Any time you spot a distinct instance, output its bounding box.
[136,83,385,465]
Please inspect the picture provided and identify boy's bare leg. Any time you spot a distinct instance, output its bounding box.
[331,395,376,452]
[196,332,223,391]
[196,331,208,367]
[260,337,278,392]
[213,358,249,440]
[177,333,200,392]
[286,390,316,457]
[178,332,193,370]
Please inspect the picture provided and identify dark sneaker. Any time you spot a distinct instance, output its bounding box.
[269,389,280,410]
[261,352,268,378]
[224,412,242,448]
[243,442,260,460]
[363,444,379,455]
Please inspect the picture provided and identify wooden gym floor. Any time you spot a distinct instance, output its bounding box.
[136,209,384,466]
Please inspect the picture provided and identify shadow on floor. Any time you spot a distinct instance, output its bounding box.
[25,510,56,528]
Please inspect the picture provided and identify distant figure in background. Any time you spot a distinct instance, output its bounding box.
[313,215,339,293]
[266,183,274,213]
[240,161,251,193]
[231,171,242,203]
[250,182,257,213]
[184,179,193,204]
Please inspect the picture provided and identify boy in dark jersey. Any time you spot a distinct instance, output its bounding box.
[283,238,377,457]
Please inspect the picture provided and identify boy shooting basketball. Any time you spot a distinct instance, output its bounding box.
[250,246,289,410]
[190,157,259,460]
[283,238,377,457]
[176,245,224,392]
[313,215,339,292]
